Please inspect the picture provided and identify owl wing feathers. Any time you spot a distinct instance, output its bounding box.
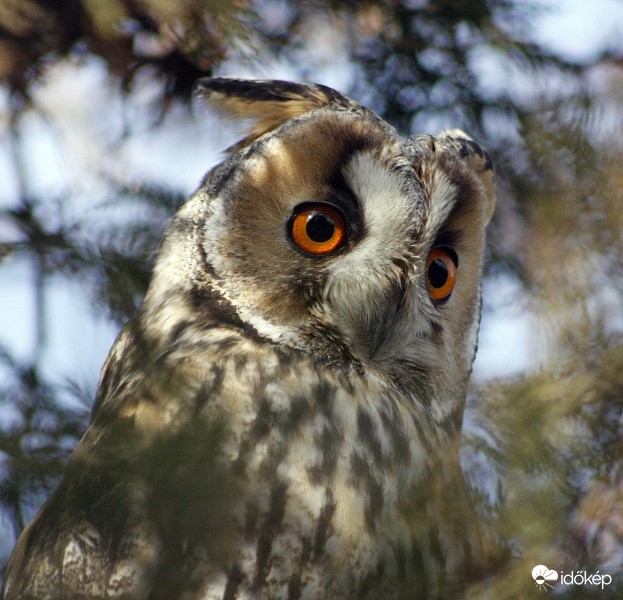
[3,339,240,599]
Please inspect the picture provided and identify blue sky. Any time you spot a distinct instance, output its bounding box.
[535,0,623,60]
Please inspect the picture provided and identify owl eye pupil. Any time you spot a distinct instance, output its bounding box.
[428,259,449,289]
[290,203,346,255]
[306,213,335,243]
[425,248,457,302]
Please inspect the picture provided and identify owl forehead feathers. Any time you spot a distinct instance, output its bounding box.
[196,77,493,222]
[158,78,495,368]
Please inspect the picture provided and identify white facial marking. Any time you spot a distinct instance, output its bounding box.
[319,152,414,353]
[334,152,413,280]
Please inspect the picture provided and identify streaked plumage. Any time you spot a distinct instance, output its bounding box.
[3,78,496,599]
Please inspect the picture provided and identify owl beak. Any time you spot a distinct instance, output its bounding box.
[368,280,404,359]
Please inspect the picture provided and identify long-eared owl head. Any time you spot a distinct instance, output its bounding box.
[146,78,495,426]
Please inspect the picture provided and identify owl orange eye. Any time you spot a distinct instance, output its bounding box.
[290,204,346,255]
[425,248,457,302]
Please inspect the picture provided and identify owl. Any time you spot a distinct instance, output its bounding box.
[3,78,495,599]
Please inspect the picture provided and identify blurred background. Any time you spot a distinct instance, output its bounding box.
[0,0,622,596]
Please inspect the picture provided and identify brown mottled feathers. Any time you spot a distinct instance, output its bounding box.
[3,78,496,600]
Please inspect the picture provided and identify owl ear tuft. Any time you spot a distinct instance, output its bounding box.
[437,129,496,224]
[195,78,355,152]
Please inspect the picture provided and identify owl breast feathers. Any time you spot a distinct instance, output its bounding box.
[3,78,495,599]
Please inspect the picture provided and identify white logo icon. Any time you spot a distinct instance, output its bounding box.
[532,565,559,591]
